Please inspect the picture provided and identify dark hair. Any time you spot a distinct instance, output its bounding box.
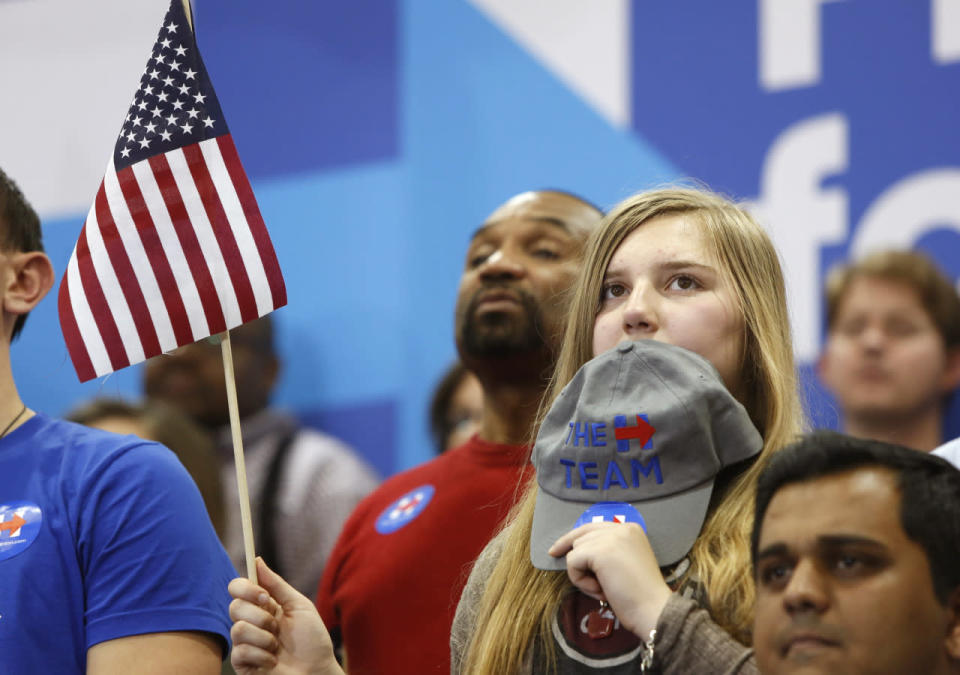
[752,431,960,603]
[67,397,226,538]
[428,361,477,454]
[0,167,45,340]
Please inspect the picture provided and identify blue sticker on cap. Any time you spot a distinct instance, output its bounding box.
[573,501,646,532]
[0,501,43,561]
[375,485,435,534]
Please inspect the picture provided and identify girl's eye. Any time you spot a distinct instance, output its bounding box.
[532,248,560,260]
[601,283,627,300]
[668,275,700,291]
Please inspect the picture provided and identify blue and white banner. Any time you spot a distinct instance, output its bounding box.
[4,1,958,472]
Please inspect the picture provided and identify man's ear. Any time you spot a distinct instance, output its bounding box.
[945,586,960,661]
[4,251,55,316]
[939,347,960,394]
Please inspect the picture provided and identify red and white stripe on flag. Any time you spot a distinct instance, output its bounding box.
[58,0,285,382]
[58,134,286,382]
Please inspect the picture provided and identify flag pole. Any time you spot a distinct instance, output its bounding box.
[181,0,193,27]
[181,0,257,583]
[220,331,259,583]
[180,0,258,585]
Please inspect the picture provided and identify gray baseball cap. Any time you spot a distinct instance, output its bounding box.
[530,340,763,570]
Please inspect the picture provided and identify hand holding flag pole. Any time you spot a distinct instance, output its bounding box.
[58,0,286,583]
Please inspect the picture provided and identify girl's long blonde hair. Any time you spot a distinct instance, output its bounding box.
[460,188,806,673]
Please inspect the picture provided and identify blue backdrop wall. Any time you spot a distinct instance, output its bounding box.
[3,0,959,477]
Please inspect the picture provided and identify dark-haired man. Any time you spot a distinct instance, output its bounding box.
[315,190,604,674]
[752,432,960,674]
[0,167,235,673]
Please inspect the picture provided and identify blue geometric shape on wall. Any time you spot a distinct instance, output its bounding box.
[630,2,960,213]
[195,0,399,179]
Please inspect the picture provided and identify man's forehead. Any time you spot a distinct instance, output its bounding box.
[841,274,926,308]
[476,191,599,239]
[832,280,940,334]
[761,468,904,542]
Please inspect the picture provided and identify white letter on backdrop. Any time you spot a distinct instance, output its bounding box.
[932,0,960,64]
[759,0,843,91]
[852,168,960,258]
[748,113,849,362]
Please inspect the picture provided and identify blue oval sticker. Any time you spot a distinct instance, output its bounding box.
[0,501,43,561]
[375,485,435,534]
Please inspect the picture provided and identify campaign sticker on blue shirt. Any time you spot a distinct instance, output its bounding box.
[573,501,646,532]
[0,501,43,561]
[375,485,435,534]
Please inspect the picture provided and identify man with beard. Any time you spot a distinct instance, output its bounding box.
[315,190,603,674]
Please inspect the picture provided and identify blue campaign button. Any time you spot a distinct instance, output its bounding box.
[375,485,435,534]
[573,501,646,532]
[0,501,43,561]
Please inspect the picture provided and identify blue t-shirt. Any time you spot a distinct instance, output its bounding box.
[0,413,236,673]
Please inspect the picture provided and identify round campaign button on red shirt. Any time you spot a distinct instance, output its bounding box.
[375,485,435,534]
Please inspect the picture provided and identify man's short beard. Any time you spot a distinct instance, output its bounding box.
[457,288,547,358]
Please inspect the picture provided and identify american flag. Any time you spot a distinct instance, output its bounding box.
[58,0,286,382]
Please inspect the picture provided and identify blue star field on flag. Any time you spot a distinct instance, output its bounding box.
[114,1,228,170]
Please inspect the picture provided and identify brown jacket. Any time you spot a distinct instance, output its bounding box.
[451,530,758,674]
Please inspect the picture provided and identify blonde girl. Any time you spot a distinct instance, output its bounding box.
[453,187,806,673]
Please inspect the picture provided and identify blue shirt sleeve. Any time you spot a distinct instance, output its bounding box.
[74,439,237,653]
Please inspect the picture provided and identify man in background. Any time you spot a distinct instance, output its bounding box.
[818,249,960,451]
[316,190,604,674]
[752,432,960,674]
[143,315,379,596]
